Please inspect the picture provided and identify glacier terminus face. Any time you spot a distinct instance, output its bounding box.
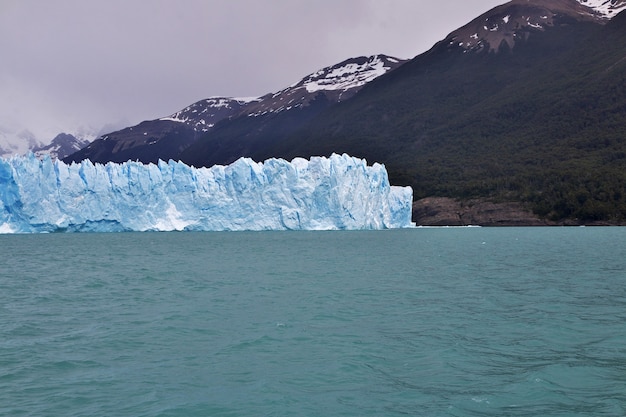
[0,154,413,233]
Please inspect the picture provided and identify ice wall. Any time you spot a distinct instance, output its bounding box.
[0,154,413,233]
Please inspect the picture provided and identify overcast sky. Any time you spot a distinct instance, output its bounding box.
[0,0,504,140]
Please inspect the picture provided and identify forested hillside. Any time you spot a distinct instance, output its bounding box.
[182,11,626,222]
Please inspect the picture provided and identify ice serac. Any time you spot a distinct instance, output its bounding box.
[0,154,413,233]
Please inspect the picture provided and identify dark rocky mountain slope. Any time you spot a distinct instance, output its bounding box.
[64,97,254,164]
[65,55,405,165]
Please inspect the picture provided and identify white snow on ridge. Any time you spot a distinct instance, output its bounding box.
[157,56,403,121]
[303,56,392,93]
[577,0,626,18]
[232,96,262,103]
[159,96,261,126]
[160,116,189,123]
[0,153,413,232]
[202,96,260,107]
[246,55,405,117]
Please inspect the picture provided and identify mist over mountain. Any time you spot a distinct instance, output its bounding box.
[0,129,97,160]
[0,129,42,158]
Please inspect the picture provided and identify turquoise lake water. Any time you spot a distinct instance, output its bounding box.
[1,228,625,416]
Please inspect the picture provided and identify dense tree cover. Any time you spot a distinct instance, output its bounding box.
[181,14,626,223]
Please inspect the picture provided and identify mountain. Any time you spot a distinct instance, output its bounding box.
[176,0,626,223]
[443,0,603,54]
[159,97,258,132]
[63,97,256,164]
[443,0,626,55]
[65,55,406,165]
[31,133,91,160]
[244,55,407,115]
[173,55,407,167]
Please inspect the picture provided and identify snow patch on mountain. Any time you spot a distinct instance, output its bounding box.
[301,55,395,93]
[245,55,407,117]
[578,0,626,18]
[160,97,260,131]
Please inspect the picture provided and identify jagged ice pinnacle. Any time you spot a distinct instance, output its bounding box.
[0,154,413,233]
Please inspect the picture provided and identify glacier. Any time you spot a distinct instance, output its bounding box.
[0,153,413,233]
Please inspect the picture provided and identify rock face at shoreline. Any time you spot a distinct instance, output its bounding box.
[412,197,626,226]
[412,197,551,226]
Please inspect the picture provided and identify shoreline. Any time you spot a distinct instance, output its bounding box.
[412,197,626,227]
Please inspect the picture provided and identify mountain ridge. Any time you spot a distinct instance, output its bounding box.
[65,55,406,165]
[32,133,91,160]
[440,0,626,54]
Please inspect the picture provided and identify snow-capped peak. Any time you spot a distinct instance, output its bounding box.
[577,0,626,18]
[32,133,91,160]
[444,0,626,54]
[244,55,407,117]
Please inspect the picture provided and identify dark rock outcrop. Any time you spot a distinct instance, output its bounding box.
[412,197,552,226]
[412,197,626,226]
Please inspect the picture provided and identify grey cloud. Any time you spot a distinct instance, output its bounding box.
[0,0,504,140]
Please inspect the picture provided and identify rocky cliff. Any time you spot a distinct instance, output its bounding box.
[412,197,626,226]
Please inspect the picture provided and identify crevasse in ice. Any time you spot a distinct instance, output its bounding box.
[0,153,413,233]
